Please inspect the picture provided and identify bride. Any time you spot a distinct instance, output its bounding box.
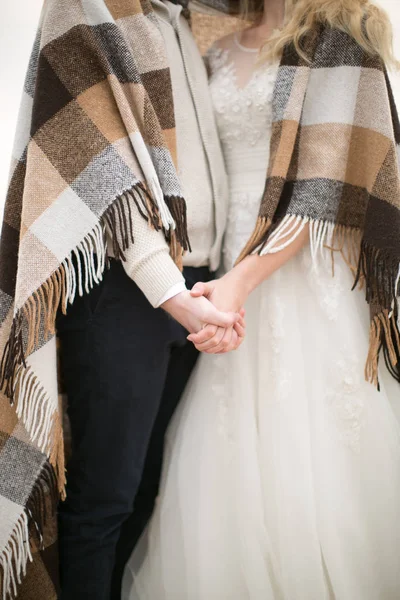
[124,0,400,597]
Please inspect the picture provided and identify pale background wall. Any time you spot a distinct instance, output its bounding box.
[0,0,399,217]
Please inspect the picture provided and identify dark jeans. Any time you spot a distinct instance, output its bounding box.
[56,260,210,600]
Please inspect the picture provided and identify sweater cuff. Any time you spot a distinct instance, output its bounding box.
[123,249,185,308]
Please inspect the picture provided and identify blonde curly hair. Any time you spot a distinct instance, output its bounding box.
[243,0,398,67]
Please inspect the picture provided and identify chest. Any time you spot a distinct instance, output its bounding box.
[209,47,279,149]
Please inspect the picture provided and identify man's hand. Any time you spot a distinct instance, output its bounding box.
[161,290,240,334]
[187,273,248,353]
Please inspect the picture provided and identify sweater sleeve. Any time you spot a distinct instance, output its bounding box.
[109,209,186,308]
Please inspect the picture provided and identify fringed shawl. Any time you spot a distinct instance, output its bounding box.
[238,24,400,388]
[0,0,190,596]
[0,1,399,596]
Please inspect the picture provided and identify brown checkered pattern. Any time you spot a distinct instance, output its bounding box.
[238,24,400,390]
[0,0,191,597]
[0,2,399,595]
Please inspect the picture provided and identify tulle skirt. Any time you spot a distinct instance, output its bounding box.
[123,248,400,600]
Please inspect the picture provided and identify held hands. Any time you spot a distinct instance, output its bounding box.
[187,271,249,354]
[169,228,309,354]
[161,289,241,336]
[161,276,247,354]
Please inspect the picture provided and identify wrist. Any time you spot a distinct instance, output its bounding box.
[232,255,262,296]
[157,282,187,307]
[223,261,254,300]
[161,289,187,314]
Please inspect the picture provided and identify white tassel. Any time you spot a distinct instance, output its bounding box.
[8,539,19,586]
[6,547,17,598]
[259,214,341,275]
[389,264,400,320]
[13,367,56,457]
[394,264,400,299]
[73,248,83,298]
[78,241,89,295]
[31,392,46,446]
[60,224,106,309]
[14,367,29,414]
[310,219,327,267]
[0,512,32,600]
[260,214,309,255]
[64,255,76,306]
[87,235,98,286]
[61,259,70,307]
[96,224,106,278]
[315,220,327,261]
[25,378,40,433]
[1,553,8,600]
[265,214,298,247]
[326,221,335,249]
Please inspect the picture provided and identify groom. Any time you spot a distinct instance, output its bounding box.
[56,1,240,598]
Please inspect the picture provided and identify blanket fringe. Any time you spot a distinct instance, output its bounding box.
[13,365,52,442]
[0,512,32,600]
[237,214,400,387]
[0,216,107,420]
[0,461,58,600]
[236,214,362,275]
[354,241,400,386]
[236,216,272,264]
[25,462,58,545]
[365,310,400,387]
[103,184,163,262]
[0,183,189,598]
[162,195,191,271]
[165,196,191,254]
[1,182,180,476]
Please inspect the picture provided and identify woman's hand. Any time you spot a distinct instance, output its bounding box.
[187,272,249,353]
[187,221,310,353]
[161,290,241,334]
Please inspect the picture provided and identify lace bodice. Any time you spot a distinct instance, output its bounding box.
[207,36,279,270]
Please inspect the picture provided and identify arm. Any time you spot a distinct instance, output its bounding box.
[188,223,309,351]
[227,222,310,296]
[112,202,241,334]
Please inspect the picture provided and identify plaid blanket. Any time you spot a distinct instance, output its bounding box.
[0,0,189,596]
[238,24,400,388]
[0,1,399,597]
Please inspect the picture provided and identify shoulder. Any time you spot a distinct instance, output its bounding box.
[213,31,237,51]
[205,31,235,75]
[312,24,383,72]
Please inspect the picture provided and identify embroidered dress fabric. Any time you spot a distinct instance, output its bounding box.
[124,38,400,600]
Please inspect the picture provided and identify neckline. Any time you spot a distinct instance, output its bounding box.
[234,32,260,54]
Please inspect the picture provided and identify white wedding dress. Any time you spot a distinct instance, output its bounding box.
[124,36,400,600]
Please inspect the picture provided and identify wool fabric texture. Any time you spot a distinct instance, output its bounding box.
[237,24,400,389]
[0,0,190,596]
[0,2,399,597]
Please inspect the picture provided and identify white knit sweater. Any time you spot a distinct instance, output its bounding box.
[109,0,228,308]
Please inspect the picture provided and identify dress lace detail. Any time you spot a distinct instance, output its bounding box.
[266,294,293,401]
[211,355,234,445]
[207,42,279,270]
[303,250,345,322]
[207,44,278,150]
[222,191,260,271]
[325,354,364,453]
